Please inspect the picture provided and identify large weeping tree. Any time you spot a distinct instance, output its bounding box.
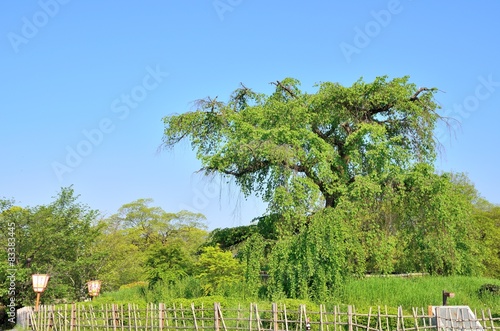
[161,76,440,232]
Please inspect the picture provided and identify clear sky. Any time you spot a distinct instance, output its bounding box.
[1,1,499,230]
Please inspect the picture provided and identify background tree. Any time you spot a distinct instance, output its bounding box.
[0,187,100,306]
[394,165,483,275]
[473,200,500,277]
[96,199,208,290]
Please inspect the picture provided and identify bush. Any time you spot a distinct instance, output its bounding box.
[479,284,500,297]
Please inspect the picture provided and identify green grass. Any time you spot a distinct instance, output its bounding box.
[90,276,500,314]
[330,275,500,313]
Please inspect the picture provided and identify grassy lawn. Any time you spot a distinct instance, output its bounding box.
[92,276,500,314]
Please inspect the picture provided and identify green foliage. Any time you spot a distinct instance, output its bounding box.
[92,225,147,291]
[96,199,208,291]
[473,202,500,277]
[206,224,258,251]
[0,187,101,306]
[145,243,194,287]
[162,76,440,235]
[267,207,366,302]
[238,233,266,299]
[195,245,243,295]
[395,165,483,275]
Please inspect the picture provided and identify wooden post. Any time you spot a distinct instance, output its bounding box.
[113,304,119,331]
[214,302,220,331]
[272,303,279,331]
[347,306,353,331]
[159,303,165,331]
[70,303,76,331]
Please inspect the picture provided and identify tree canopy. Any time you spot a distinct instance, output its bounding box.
[162,76,440,234]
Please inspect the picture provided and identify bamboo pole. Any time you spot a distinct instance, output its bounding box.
[353,306,358,331]
[366,307,372,331]
[322,304,329,331]
[121,304,125,331]
[385,306,390,331]
[334,306,339,331]
[249,303,253,331]
[133,304,139,331]
[165,304,170,331]
[347,306,353,331]
[127,303,132,331]
[218,302,227,331]
[201,303,205,330]
[284,304,289,331]
[114,304,119,331]
[255,303,262,331]
[411,307,419,331]
[319,304,324,331]
[105,304,110,331]
[63,304,68,331]
[489,309,496,331]
[236,303,241,331]
[181,304,186,330]
[192,303,199,331]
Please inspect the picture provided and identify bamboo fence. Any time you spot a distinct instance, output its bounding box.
[16,303,499,331]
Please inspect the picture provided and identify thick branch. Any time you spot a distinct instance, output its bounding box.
[410,87,436,101]
[212,160,271,177]
[272,80,298,99]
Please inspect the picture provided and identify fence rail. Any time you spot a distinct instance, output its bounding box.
[16,303,499,331]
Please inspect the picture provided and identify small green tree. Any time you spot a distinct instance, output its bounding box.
[0,187,101,305]
[474,201,500,277]
[195,245,243,295]
[395,165,483,275]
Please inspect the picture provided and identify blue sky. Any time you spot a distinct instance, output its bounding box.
[1,1,499,230]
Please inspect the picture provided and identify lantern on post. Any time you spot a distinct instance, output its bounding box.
[442,290,455,305]
[87,280,102,299]
[32,274,50,311]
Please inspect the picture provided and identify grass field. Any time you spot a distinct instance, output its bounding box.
[93,276,500,314]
